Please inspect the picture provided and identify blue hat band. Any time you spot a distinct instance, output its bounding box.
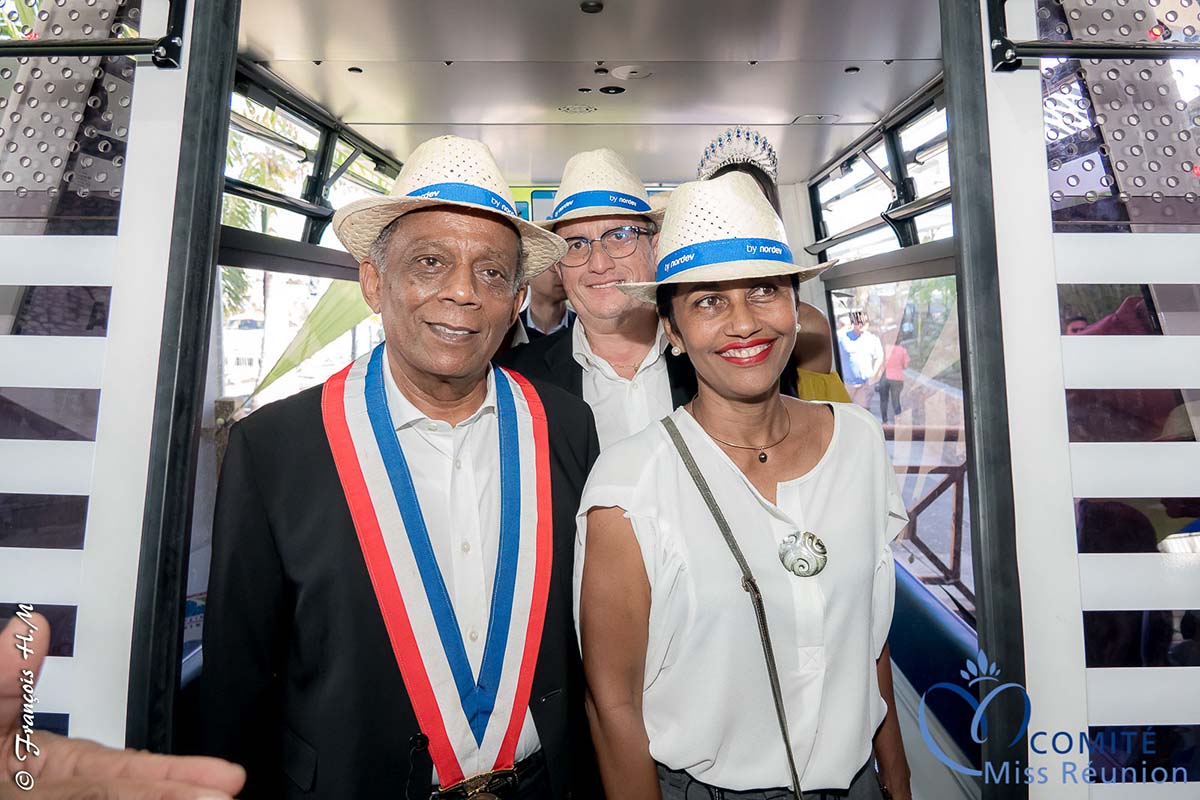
[405,182,517,217]
[656,238,793,281]
[549,190,651,220]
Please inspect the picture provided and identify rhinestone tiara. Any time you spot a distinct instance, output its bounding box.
[696,126,779,183]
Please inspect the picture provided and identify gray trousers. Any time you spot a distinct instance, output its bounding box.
[657,759,884,800]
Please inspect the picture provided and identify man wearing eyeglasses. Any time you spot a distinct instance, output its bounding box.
[502,149,696,449]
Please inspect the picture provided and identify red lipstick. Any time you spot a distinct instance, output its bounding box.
[715,338,776,365]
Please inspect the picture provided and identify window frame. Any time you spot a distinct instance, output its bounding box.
[807,87,954,264]
[222,59,403,256]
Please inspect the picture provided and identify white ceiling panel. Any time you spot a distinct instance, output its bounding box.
[237,0,943,184]
[347,123,877,185]
[239,0,942,63]
[265,59,939,128]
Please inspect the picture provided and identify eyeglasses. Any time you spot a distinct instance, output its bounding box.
[559,225,653,268]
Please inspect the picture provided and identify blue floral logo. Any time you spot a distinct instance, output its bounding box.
[918,649,1033,776]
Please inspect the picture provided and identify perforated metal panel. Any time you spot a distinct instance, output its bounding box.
[0,0,140,234]
[1036,0,1200,228]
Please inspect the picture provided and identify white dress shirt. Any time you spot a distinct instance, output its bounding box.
[574,402,908,791]
[572,321,674,450]
[382,363,541,776]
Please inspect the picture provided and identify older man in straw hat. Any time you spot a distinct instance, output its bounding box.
[502,149,696,450]
[202,135,602,799]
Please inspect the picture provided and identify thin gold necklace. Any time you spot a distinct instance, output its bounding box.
[689,398,791,463]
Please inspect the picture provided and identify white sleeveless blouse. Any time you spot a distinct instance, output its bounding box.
[573,402,908,792]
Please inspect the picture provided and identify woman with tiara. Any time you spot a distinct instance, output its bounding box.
[697,127,853,404]
[575,173,911,799]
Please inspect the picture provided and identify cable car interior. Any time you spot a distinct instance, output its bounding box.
[1,0,1198,798]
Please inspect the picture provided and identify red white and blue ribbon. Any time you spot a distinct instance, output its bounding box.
[322,344,553,786]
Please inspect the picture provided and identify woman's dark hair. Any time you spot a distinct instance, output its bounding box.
[709,161,782,215]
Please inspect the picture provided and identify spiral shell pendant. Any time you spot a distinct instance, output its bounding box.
[778,531,828,577]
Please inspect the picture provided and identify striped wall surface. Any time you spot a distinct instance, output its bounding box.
[0,2,196,744]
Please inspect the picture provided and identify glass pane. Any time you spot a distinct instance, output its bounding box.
[0,493,88,549]
[1083,725,1197,783]
[320,142,393,249]
[899,105,950,199]
[225,92,319,199]
[32,713,68,735]
[1084,609,1200,668]
[221,193,308,240]
[915,204,953,243]
[0,387,99,440]
[829,277,974,623]
[0,286,110,335]
[216,268,383,407]
[0,603,75,656]
[1076,497,1200,555]
[815,145,895,236]
[824,226,901,262]
[1059,284,1200,335]
[330,139,393,195]
[1065,388,1199,442]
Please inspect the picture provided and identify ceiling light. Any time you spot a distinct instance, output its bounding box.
[611,64,651,80]
[793,113,842,123]
[347,66,363,74]
[559,105,597,114]
[599,85,625,94]
[580,1,604,13]
[844,66,861,74]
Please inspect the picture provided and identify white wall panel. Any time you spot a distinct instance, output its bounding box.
[1056,234,1200,285]
[1078,554,1200,611]
[1086,667,1200,726]
[0,337,106,389]
[1061,336,1200,389]
[981,0,1091,795]
[1071,443,1200,498]
[0,237,118,286]
[0,440,93,495]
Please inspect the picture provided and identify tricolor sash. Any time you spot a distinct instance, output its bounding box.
[322,344,553,787]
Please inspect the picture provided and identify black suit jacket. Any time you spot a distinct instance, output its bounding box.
[201,377,601,799]
[500,326,697,409]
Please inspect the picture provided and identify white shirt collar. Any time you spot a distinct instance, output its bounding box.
[571,319,670,377]
[381,350,497,432]
[524,306,574,336]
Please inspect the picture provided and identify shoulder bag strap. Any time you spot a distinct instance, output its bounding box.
[661,417,806,799]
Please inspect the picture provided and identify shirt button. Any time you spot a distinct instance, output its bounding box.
[468,629,479,642]
[454,458,463,470]
[632,382,639,390]
[425,422,437,431]
[461,540,471,554]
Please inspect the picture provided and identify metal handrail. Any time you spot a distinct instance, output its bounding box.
[885,186,952,222]
[0,0,187,68]
[803,187,952,255]
[223,177,333,220]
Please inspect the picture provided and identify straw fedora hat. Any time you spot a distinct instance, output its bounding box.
[536,147,666,228]
[620,171,832,304]
[332,135,567,279]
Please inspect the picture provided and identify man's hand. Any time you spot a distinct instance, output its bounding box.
[1,613,246,799]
